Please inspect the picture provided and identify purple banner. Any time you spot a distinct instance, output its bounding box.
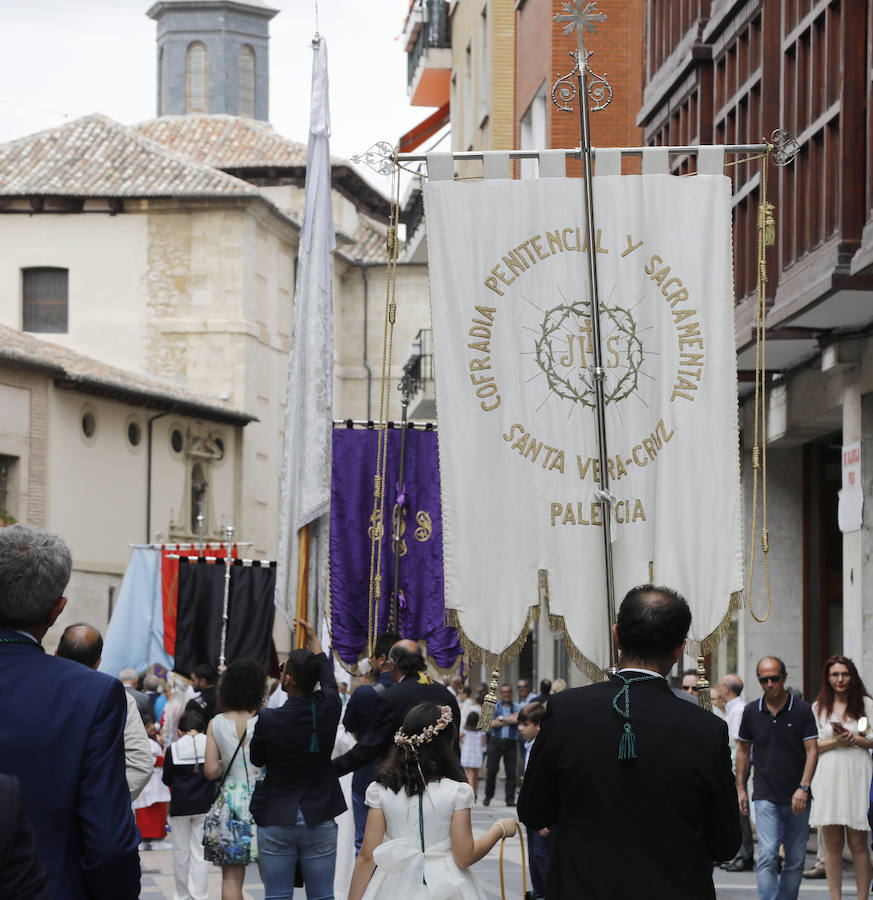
[329,427,461,670]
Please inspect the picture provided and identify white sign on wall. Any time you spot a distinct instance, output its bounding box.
[838,441,863,533]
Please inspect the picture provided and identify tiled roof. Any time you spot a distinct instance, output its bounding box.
[137,115,393,222]
[340,222,392,264]
[0,324,254,425]
[135,115,309,170]
[0,114,259,198]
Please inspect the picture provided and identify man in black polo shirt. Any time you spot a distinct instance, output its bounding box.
[736,656,818,900]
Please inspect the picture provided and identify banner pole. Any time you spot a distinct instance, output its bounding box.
[295,523,311,649]
[568,4,618,673]
[391,373,417,631]
[218,523,234,668]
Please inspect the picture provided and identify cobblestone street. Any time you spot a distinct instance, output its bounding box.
[139,798,861,899]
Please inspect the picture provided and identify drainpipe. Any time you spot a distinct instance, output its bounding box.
[359,262,372,419]
[146,411,171,542]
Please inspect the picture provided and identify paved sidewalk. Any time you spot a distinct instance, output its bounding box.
[139,802,861,899]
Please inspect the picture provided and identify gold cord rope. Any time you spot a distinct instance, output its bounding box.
[366,154,403,654]
[498,824,527,900]
[745,145,774,623]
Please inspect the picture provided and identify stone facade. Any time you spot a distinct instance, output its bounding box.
[0,353,245,651]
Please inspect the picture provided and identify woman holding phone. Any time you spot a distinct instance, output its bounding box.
[809,655,873,900]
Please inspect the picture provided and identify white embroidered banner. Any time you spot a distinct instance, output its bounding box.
[425,174,743,670]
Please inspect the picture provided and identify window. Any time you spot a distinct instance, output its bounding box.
[0,455,18,525]
[81,410,96,439]
[463,42,473,147]
[126,416,143,449]
[238,45,255,117]
[520,82,546,179]
[22,267,68,333]
[478,5,489,124]
[159,47,167,115]
[187,42,208,112]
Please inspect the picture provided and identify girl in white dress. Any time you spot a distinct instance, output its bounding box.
[347,702,516,900]
[459,711,485,801]
[809,655,873,900]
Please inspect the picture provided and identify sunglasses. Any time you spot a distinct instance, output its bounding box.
[680,684,699,692]
[758,675,783,684]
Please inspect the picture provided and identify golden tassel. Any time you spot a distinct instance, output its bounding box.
[478,669,500,732]
[759,200,776,247]
[696,655,712,713]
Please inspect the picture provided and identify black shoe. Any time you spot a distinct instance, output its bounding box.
[724,857,754,872]
[506,800,516,807]
[483,797,491,807]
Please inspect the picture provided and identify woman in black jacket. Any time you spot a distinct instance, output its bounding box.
[249,618,345,900]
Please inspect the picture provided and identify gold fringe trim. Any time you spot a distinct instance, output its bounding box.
[540,569,605,683]
[444,605,539,673]
[444,569,606,685]
[685,590,744,658]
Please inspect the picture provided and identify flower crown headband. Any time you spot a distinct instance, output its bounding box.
[394,705,453,750]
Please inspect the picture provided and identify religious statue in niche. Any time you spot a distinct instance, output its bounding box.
[168,428,227,540]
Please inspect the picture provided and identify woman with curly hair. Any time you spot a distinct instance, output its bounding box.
[809,655,873,900]
[249,618,345,900]
[348,702,517,900]
[204,658,266,900]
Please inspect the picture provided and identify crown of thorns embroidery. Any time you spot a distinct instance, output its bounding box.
[394,705,453,749]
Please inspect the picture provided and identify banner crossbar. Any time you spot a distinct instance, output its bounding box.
[397,144,770,165]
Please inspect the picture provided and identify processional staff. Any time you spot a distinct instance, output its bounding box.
[219,523,234,669]
[552,0,618,673]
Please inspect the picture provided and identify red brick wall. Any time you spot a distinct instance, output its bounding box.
[516,0,645,176]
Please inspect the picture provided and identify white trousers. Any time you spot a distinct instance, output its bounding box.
[170,814,209,900]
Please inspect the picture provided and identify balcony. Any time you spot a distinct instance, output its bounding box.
[401,328,436,420]
[405,0,451,108]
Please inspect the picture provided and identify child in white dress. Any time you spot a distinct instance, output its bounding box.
[459,711,486,801]
[347,702,516,900]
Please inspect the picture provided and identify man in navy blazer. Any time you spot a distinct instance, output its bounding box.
[0,525,140,899]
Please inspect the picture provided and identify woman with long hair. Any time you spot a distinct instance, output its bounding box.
[204,658,266,900]
[249,618,345,900]
[809,654,873,900]
[348,702,517,900]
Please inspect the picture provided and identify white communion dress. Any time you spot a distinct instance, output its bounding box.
[362,779,487,900]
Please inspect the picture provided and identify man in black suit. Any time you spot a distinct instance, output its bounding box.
[518,584,740,900]
[332,639,460,776]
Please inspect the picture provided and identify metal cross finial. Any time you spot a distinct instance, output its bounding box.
[769,129,800,167]
[351,141,396,176]
[554,0,607,37]
[553,50,613,112]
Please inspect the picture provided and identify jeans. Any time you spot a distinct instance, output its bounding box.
[258,812,338,900]
[754,799,809,900]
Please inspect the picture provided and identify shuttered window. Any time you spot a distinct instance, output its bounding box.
[22,267,68,333]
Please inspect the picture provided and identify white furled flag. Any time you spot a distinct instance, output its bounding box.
[274,37,335,625]
[425,170,743,674]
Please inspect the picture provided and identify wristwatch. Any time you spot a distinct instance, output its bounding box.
[798,784,810,793]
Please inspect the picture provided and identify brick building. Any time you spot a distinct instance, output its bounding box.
[515,0,644,177]
[641,0,873,695]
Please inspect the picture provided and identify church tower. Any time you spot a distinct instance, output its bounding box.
[147,0,278,120]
